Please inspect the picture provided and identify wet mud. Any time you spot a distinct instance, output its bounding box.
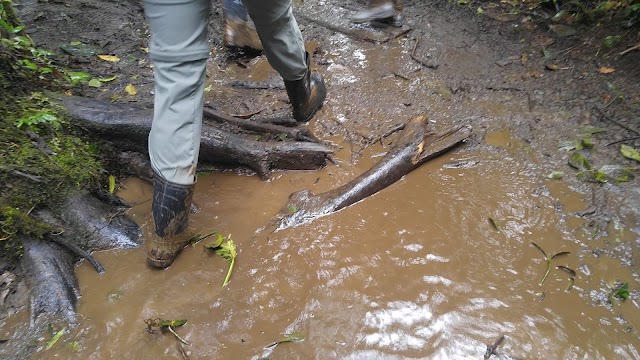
[3,0,640,358]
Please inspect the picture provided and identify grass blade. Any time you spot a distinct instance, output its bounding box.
[530,242,547,259]
[44,327,65,350]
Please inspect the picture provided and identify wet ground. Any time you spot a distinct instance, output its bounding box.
[4,0,640,358]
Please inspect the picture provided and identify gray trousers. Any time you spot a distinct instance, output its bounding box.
[144,0,307,185]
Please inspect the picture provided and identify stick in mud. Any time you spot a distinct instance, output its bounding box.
[268,115,472,231]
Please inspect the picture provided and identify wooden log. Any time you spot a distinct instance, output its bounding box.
[60,96,333,179]
[272,116,472,230]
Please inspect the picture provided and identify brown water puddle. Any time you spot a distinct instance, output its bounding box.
[19,32,640,360]
[24,142,638,359]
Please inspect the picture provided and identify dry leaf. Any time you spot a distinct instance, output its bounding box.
[125,84,137,96]
[598,66,616,74]
[520,53,528,66]
[97,54,120,62]
[546,64,560,71]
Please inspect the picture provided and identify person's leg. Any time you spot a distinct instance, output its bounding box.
[144,0,210,268]
[242,0,326,122]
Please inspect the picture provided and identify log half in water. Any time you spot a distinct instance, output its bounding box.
[60,96,333,179]
[273,115,472,230]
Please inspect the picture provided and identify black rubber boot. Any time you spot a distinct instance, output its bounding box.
[146,171,195,269]
[284,52,327,123]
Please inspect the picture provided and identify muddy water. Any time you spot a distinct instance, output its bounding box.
[15,23,640,360]
[27,141,639,359]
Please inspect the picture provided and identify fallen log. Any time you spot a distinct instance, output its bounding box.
[272,116,472,230]
[20,237,79,326]
[60,96,333,179]
[202,107,318,142]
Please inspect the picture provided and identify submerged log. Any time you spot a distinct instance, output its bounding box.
[20,237,78,326]
[272,115,472,230]
[60,96,333,179]
[21,193,142,327]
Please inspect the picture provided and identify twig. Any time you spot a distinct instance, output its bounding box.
[227,80,284,90]
[167,326,190,345]
[47,234,105,274]
[593,107,640,136]
[606,136,640,146]
[392,71,410,80]
[176,342,190,360]
[619,43,640,56]
[382,123,406,140]
[484,335,505,359]
[411,38,439,69]
[11,169,43,182]
[202,107,319,142]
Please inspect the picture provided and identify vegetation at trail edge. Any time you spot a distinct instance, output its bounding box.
[1,0,103,255]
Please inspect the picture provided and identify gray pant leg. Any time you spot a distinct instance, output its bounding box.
[144,0,210,185]
[242,0,307,81]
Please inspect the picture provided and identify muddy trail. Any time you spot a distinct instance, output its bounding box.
[2,0,640,358]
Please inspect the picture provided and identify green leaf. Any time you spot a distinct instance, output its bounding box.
[158,319,187,328]
[18,59,38,71]
[66,71,91,84]
[204,232,225,249]
[580,126,607,135]
[67,341,81,353]
[88,78,103,87]
[580,136,594,149]
[546,171,563,179]
[621,145,640,162]
[568,151,591,170]
[277,133,287,141]
[215,238,236,263]
[108,175,116,193]
[0,18,13,33]
[97,75,117,82]
[287,204,298,214]
[45,327,65,350]
[559,141,577,151]
[613,283,629,300]
[214,236,237,287]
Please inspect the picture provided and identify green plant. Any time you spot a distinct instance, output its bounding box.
[205,233,237,287]
[531,242,570,285]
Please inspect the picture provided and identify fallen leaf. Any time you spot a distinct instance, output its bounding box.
[88,78,102,87]
[621,144,640,162]
[97,54,120,62]
[546,64,560,71]
[97,75,117,82]
[598,66,616,74]
[125,84,137,96]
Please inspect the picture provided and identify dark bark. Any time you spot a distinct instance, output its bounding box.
[272,116,472,230]
[60,96,333,179]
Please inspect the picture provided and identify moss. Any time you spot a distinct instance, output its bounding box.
[0,56,104,256]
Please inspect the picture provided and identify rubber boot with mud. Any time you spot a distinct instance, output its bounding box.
[352,0,404,27]
[222,0,263,50]
[284,52,327,123]
[146,171,195,269]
